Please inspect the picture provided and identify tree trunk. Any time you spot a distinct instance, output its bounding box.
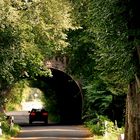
[125,78,140,140]
[124,94,128,140]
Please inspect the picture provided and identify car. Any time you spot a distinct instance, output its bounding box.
[29,108,48,124]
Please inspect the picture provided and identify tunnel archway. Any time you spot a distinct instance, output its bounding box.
[34,68,83,124]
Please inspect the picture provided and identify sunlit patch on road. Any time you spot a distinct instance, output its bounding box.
[11,137,94,140]
[20,128,90,132]
[11,125,93,140]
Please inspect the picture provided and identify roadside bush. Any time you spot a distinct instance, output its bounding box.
[89,124,104,135]
[1,121,9,134]
[0,113,20,139]
[103,120,124,137]
[9,124,20,137]
[84,114,124,137]
[84,115,107,135]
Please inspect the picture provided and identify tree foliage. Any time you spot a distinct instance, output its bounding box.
[66,0,135,128]
[68,0,140,138]
[69,0,137,87]
[0,0,76,107]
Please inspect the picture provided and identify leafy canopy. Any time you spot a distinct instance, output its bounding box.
[0,0,76,90]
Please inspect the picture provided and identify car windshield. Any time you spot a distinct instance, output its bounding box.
[31,109,46,112]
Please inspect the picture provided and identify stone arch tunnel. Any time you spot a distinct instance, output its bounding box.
[35,68,83,124]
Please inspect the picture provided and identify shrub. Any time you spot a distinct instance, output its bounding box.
[0,113,20,139]
[84,115,107,135]
[84,114,124,137]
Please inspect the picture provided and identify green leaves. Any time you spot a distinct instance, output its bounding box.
[83,78,112,120]
[88,0,136,83]
[21,0,75,53]
[70,0,136,85]
[66,0,129,126]
[0,0,76,89]
[0,0,77,112]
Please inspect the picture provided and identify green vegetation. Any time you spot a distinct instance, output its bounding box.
[0,0,76,138]
[0,0,76,106]
[84,115,124,139]
[1,123,20,139]
[0,113,20,140]
[4,80,27,111]
[0,0,140,139]
[67,0,140,139]
[66,0,126,135]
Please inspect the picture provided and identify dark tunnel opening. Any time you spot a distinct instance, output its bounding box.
[35,68,83,125]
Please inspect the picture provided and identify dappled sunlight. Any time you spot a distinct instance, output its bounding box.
[21,128,85,133]
[12,137,94,140]
[11,126,93,140]
[21,87,44,111]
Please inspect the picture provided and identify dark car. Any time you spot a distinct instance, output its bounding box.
[29,108,48,124]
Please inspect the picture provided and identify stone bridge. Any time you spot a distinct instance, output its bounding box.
[45,56,67,72]
[40,56,83,124]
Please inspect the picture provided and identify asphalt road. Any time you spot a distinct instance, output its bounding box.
[6,111,30,124]
[11,125,93,140]
[6,111,93,140]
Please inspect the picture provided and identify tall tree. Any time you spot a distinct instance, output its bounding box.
[69,0,140,139]
[0,0,75,109]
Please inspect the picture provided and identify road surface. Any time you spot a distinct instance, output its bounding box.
[11,125,93,140]
[6,111,93,140]
[6,111,29,124]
